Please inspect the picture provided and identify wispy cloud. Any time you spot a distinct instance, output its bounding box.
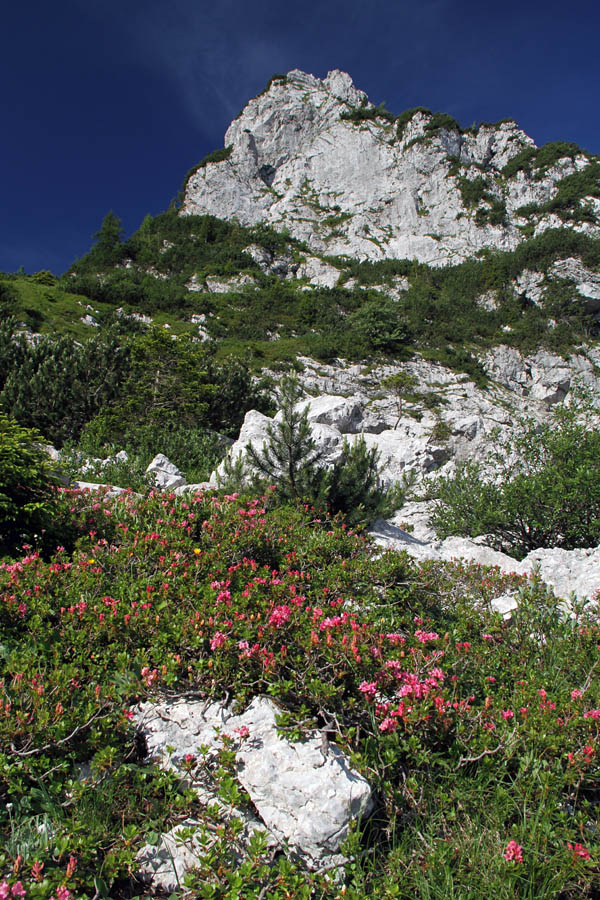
[69,0,308,139]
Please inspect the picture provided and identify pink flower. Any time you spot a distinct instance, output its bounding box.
[31,861,44,882]
[359,681,378,699]
[415,629,439,644]
[10,885,26,899]
[0,883,10,900]
[583,709,600,719]
[568,842,591,861]
[234,725,250,739]
[504,840,523,863]
[501,709,514,721]
[379,717,398,733]
[268,605,291,628]
[571,689,583,700]
[55,888,72,900]
[210,631,227,650]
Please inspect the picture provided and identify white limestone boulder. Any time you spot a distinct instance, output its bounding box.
[146,454,186,490]
[368,517,600,607]
[132,696,373,867]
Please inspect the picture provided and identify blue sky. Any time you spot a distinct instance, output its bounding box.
[2,0,598,274]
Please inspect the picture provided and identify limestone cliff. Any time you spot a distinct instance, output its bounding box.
[182,69,599,266]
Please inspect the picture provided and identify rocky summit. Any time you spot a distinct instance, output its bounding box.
[182,69,600,266]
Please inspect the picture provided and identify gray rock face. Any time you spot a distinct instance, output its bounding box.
[146,454,186,490]
[181,69,599,265]
[210,345,600,490]
[483,345,600,403]
[133,695,373,868]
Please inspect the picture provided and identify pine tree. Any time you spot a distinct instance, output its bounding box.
[246,376,325,502]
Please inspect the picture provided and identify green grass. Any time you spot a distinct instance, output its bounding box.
[0,276,118,340]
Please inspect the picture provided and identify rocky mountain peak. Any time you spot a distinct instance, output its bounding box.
[182,69,599,266]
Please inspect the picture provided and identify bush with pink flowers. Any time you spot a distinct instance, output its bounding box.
[0,486,598,898]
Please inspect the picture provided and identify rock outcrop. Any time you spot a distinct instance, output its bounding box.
[133,695,373,883]
[182,69,599,266]
[368,512,600,608]
[208,350,600,490]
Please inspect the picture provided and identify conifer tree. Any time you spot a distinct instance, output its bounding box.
[246,376,326,502]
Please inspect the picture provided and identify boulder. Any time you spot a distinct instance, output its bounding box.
[146,454,186,490]
[72,481,134,498]
[296,256,340,289]
[132,696,373,867]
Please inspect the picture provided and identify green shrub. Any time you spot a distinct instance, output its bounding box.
[425,112,461,133]
[1,486,598,899]
[502,141,587,180]
[76,420,228,485]
[222,377,405,524]
[0,415,59,554]
[430,398,600,557]
[0,327,129,447]
[501,146,538,178]
[458,176,490,207]
[340,101,395,125]
[324,436,407,525]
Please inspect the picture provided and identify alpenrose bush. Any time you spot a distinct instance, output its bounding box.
[0,486,599,899]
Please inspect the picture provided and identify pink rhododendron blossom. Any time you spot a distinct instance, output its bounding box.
[10,885,26,899]
[359,681,378,699]
[379,717,397,733]
[415,629,439,644]
[568,842,591,860]
[54,888,72,900]
[210,632,227,650]
[504,841,523,862]
[584,709,600,719]
[0,884,10,900]
[571,689,583,700]
[268,605,291,627]
[234,725,250,738]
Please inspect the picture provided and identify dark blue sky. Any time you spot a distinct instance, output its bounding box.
[3,0,598,274]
